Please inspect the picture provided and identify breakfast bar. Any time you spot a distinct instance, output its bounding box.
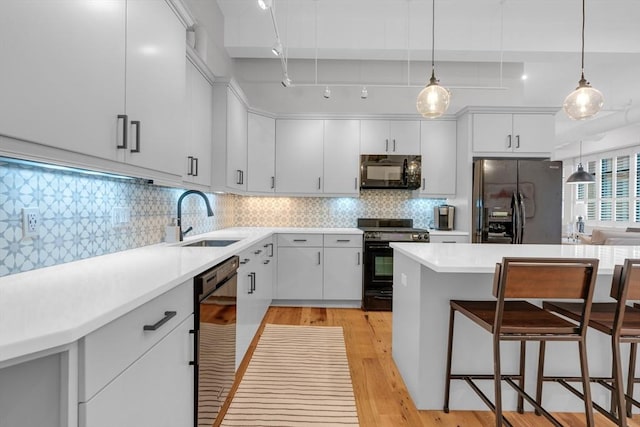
[390,242,640,413]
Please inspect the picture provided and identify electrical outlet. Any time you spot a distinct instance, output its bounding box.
[22,207,40,238]
[111,207,130,228]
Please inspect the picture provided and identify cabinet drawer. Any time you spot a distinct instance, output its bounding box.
[79,280,192,401]
[277,233,323,247]
[324,234,362,248]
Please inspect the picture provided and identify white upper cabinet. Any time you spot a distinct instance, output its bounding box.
[183,58,212,188]
[0,0,126,160]
[0,0,186,180]
[123,0,186,176]
[472,113,555,155]
[225,89,248,191]
[360,120,420,155]
[417,120,457,197]
[247,113,276,193]
[323,120,360,195]
[275,120,324,194]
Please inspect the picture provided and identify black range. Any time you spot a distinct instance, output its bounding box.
[358,218,429,311]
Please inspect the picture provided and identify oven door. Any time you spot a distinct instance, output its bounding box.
[362,241,394,310]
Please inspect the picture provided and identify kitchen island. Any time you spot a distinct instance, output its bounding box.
[390,242,640,413]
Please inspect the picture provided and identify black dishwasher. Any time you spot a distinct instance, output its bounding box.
[193,255,238,427]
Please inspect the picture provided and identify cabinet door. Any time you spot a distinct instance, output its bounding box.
[388,121,420,154]
[360,120,390,154]
[323,120,360,194]
[419,120,457,196]
[472,113,513,153]
[125,0,185,176]
[0,0,125,160]
[236,251,255,368]
[80,315,194,427]
[184,59,212,187]
[323,247,362,300]
[276,247,323,299]
[512,114,555,154]
[275,120,324,194]
[226,89,248,191]
[247,113,276,193]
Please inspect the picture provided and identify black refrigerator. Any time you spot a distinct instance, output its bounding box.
[472,158,563,244]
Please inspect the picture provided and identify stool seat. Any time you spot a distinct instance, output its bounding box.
[545,301,640,337]
[451,300,580,335]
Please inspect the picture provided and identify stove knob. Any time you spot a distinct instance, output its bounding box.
[416,234,422,240]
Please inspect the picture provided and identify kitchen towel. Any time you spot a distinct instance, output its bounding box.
[220,323,360,426]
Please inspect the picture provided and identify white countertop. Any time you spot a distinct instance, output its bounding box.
[390,242,640,274]
[0,227,361,364]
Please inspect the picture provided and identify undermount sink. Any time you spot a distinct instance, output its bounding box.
[182,239,240,247]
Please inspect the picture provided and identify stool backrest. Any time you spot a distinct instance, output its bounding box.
[492,257,600,300]
[609,259,640,302]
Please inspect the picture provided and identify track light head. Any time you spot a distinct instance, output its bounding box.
[271,40,282,56]
[257,0,272,10]
[361,87,368,99]
[281,74,292,87]
[323,86,331,99]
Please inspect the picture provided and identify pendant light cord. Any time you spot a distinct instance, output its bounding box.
[580,0,585,78]
[431,0,435,76]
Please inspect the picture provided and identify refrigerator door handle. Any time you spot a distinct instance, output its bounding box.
[511,191,520,244]
[518,192,526,244]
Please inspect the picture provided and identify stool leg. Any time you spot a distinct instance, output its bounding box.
[443,306,455,413]
[612,336,628,427]
[579,339,595,427]
[493,335,503,427]
[626,342,637,418]
[535,340,546,416]
[517,341,525,414]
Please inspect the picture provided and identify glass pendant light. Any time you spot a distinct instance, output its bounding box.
[416,0,450,118]
[566,141,595,184]
[563,0,604,120]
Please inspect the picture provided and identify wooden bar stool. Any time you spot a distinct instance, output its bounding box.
[542,259,640,427]
[443,257,599,427]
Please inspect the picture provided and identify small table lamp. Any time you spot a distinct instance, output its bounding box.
[575,202,587,234]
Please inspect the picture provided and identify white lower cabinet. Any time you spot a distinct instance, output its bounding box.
[79,314,194,427]
[275,233,362,303]
[236,237,274,368]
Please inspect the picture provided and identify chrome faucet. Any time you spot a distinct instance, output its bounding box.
[176,190,214,241]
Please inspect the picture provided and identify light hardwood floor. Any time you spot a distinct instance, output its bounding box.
[216,307,640,427]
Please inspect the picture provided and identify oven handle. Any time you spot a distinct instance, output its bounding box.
[373,296,393,300]
[366,244,392,250]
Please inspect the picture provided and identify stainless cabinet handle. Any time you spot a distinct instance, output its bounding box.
[263,260,270,264]
[143,311,176,331]
[507,134,512,149]
[393,139,396,152]
[130,120,141,153]
[515,135,520,148]
[240,258,250,265]
[293,239,307,242]
[116,114,128,149]
[317,251,321,265]
[355,177,358,190]
[318,177,321,190]
[357,252,361,265]
[271,176,275,189]
[254,249,262,255]
[240,170,244,185]
[385,138,389,152]
[422,178,426,190]
[236,170,242,185]
[193,157,198,177]
[187,156,194,176]
[336,239,350,242]
[268,243,274,257]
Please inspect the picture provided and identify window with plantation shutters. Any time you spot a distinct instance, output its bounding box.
[571,150,640,224]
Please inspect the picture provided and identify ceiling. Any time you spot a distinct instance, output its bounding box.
[215,0,640,143]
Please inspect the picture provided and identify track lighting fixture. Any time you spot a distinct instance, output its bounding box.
[281,74,292,87]
[257,0,272,10]
[323,86,331,99]
[360,87,368,99]
[271,40,282,56]
[563,0,604,120]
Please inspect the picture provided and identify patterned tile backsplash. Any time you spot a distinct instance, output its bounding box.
[0,160,443,277]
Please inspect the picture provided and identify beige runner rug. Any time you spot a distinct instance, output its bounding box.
[220,324,360,427]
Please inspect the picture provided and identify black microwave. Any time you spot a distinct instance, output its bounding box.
[360,155,421,190]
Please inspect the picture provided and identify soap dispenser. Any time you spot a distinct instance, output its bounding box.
[165,218,181,243]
